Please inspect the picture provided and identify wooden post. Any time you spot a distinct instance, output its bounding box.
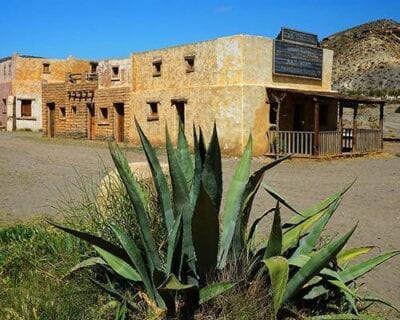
[338,101,343,154]
[379,102,384,149]
[313,97,320,156]
[271,92,286,159]
[353,105,358,152]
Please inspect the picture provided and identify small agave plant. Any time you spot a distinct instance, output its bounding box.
[50,120,399,319]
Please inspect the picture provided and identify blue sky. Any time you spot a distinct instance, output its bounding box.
[1,0,399,60]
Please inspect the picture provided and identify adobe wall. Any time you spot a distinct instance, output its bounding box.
[42,81,97,139]
[94,87,131,141]
[0,58,13,128]
[97,58,131,89]
[130,35,334,155]
[13,55,91,131]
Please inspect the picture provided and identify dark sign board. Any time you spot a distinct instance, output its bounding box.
[280,28,318,46]
[274,40,323,79]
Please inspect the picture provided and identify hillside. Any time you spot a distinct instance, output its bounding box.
[321,19,400,93]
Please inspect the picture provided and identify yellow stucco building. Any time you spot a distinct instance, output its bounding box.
[41,28,384,156]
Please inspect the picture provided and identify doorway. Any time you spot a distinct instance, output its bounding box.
[47,103,55,138]
[87,103,95,140]
[175,102,185,128]
[114,103,124,142]
[293,104,306,131]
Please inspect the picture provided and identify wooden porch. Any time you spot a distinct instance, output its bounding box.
[267,129,382,157]
[266,87,385,158]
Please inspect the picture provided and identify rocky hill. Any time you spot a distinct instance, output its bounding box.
[321,19,400,94]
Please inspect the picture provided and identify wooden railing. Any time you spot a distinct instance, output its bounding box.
[355,129,382,152]
[319,131,342,156]
[268,131,314,156]
[268,129,383,157]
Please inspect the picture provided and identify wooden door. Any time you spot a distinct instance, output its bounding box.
[87,104,95,140]
[48,103,55,137]
[175,102,185,128]
[114,103,124,142]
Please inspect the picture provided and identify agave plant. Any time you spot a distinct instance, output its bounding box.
[259,184,400,318]
[50,121,399,319]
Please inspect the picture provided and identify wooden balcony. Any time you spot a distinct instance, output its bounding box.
[267,129,383,158]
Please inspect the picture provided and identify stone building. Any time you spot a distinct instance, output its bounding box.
[0,53,89,131]
[42,57,131,141]
[41,29,385,156]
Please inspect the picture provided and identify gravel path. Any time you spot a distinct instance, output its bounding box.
[0,132,399,304]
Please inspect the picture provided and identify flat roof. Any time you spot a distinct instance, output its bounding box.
[267,87,385,105]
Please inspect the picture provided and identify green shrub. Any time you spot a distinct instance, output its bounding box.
[52,122,399,319]
[0,222,110,319]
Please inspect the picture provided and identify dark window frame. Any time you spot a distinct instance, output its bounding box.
[43,63,50,74]
[21,100,32,117]
[59,106,66,119]
[147,101,159,121]
[100,107,109,120]
[152,59,162,77]
[184,55,195,73]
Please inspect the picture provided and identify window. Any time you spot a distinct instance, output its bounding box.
[21,100,32,117]
[8,63,11,75]
[100,107,109,120]
[90,62,98,73]
[147,101,159,121]
[152,59,162,77]
[184,55,195,73]
[3,65,6,76]
[43,63,50,74]
[111,66,120,79]
[71,106,77,115]
[59,107,66,118]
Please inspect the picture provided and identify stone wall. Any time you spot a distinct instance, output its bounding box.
[130,35,334,155]
[12,54,91,131]
[94,87,131,141]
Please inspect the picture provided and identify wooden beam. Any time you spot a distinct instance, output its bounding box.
[353,105,358,152]
[313,97,320,156]
[338,101,344,155]
[379,102,384,149]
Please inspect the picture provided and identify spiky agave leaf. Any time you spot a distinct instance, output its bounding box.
[282,225,357,304]
[109,142,162,272]
[217,135,252,269]
[165,127,197,281]
[238,154,291,251]
[176,122,194,191]
[339,250,400,283]
[291,199,340,258]
[283,179,356,228]
[263,182,300,216]
[201,123,222,212]
[264,256,289,315]
[110,224,166,309]
[134,119,174,235]
[94,246,141,282]
[336,246,375,268]
[48,221,130,262]
[192,183,219,281]
[264,202,283,259]
[199,281,237,304]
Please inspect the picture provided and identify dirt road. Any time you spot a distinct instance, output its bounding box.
[0,132,399,304]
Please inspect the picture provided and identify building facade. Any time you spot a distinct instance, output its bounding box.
[0,53,89,131]
[40,30,384,156]
[42,58,131,141]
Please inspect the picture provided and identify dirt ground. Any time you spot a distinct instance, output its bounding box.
[0,131,399,304]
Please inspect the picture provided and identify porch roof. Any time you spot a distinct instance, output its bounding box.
[267,87,385,105]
